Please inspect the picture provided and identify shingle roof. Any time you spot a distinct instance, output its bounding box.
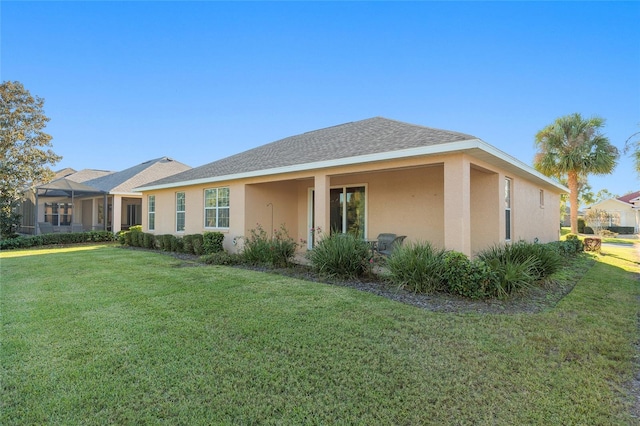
[83,157,191,193]
[145,117,477,187]
[617,190,640,204]
[63,168,114,183]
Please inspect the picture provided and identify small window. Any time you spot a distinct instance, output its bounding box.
[204,187,230,229]
[176,192,185,232]
[539,189,544,208]
[505,178,512,241]
[148,195,156,231]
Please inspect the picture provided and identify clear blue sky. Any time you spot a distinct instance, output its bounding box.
[2,1,639,198]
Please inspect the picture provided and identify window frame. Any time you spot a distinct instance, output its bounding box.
[148,195,156,231]
[44,202,73,226]
[203,187,230,229]
[505,177,512,241]
[176,191,186,233]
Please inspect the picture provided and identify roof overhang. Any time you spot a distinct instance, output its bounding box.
[135,139,568,193]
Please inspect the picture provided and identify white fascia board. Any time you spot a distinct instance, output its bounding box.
[109,192,143,197]
[135,138,568,193]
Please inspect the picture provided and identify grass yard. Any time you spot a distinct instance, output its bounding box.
[1,244,639,424]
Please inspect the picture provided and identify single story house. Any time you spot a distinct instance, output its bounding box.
[21,157,191,234]
[587,191,640,233]
[135,117,567,257]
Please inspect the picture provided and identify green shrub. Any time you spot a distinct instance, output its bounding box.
[498,240,563,282]
[564,234,584,253]
[577,218,586,233]
[143,233,156,249]
[243,224,297,267]
[386,241,446,293]
[123,231,132,246]
[307,232,370,278]
[606,226,634,234]
[162,235,175,252]
[192,234,204,256]
[200,251,244,265]
[583,226,594,234]
[441,251,497,299]
[477,242,542,299]
[203,232,225,254]
[173,237,183,253]
[0,231,116,250]
[183,234,195,254]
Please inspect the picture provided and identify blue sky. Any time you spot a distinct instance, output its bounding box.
[2,1,639,198]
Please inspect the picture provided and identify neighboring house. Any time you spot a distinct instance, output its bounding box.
[587,191,640,233]
[136,117,566,257]
[23,157,191,234]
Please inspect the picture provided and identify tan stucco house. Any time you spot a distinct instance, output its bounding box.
[135,117,567,256]
[23,157,191,234]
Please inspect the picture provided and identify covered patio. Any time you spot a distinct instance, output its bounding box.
[34,178,108,234]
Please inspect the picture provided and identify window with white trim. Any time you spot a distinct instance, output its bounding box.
[505,178,512,241]
[539,189,544,208]
[176,192,185,232]
[148,195,156,231]
[44,202,72,226]
[204,187,230,228]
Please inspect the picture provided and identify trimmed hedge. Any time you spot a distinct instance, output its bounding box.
[0,231,116,250]
[203,232,225,254]
[606,226,634,234]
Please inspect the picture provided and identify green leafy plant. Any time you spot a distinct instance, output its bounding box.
[386,241,446,293]
[441,251,497,299]
[307,232,370,279]
[182,234,195,254]
[192,234,204,256]
[243,224,297,268]
[203,232,225,254]
[477,242,542,299]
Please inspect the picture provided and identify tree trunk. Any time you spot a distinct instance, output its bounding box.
[568,171,579,234]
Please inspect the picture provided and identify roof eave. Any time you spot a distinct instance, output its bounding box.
[135,139,568,193]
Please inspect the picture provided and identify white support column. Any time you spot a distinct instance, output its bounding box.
[443,155,471,255]
[92,198,99,230]
[112,196,122,233]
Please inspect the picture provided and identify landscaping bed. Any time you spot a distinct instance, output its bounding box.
[140,246,593,315]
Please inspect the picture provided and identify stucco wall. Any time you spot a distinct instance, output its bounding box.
[510,175,561,244]
[470,168,500,254]
[140,151,565,255]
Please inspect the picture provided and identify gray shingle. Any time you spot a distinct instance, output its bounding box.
[83,157,191,193]
[147,117,476,186]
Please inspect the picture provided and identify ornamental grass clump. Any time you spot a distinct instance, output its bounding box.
[386,241,447,293]
[477,242,541,299]
[307,232,371,279]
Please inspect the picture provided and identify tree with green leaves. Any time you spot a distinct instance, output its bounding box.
[1,81,61,238]
[534,113,619,234]
[624,127,640,175]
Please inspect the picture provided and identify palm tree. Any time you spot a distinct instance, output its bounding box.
[534,113,619,234]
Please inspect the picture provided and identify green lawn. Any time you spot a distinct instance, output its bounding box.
[1,244,639,424]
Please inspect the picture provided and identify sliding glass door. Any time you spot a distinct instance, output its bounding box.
[308,185,366,248]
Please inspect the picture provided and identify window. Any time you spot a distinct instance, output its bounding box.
[505,178,512,241]
[329,186,366,238]
[539,189,544,208]
[204,187,230,228]
[148,195,156,231]
[44,202,73,226]
[176,192,185,232]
